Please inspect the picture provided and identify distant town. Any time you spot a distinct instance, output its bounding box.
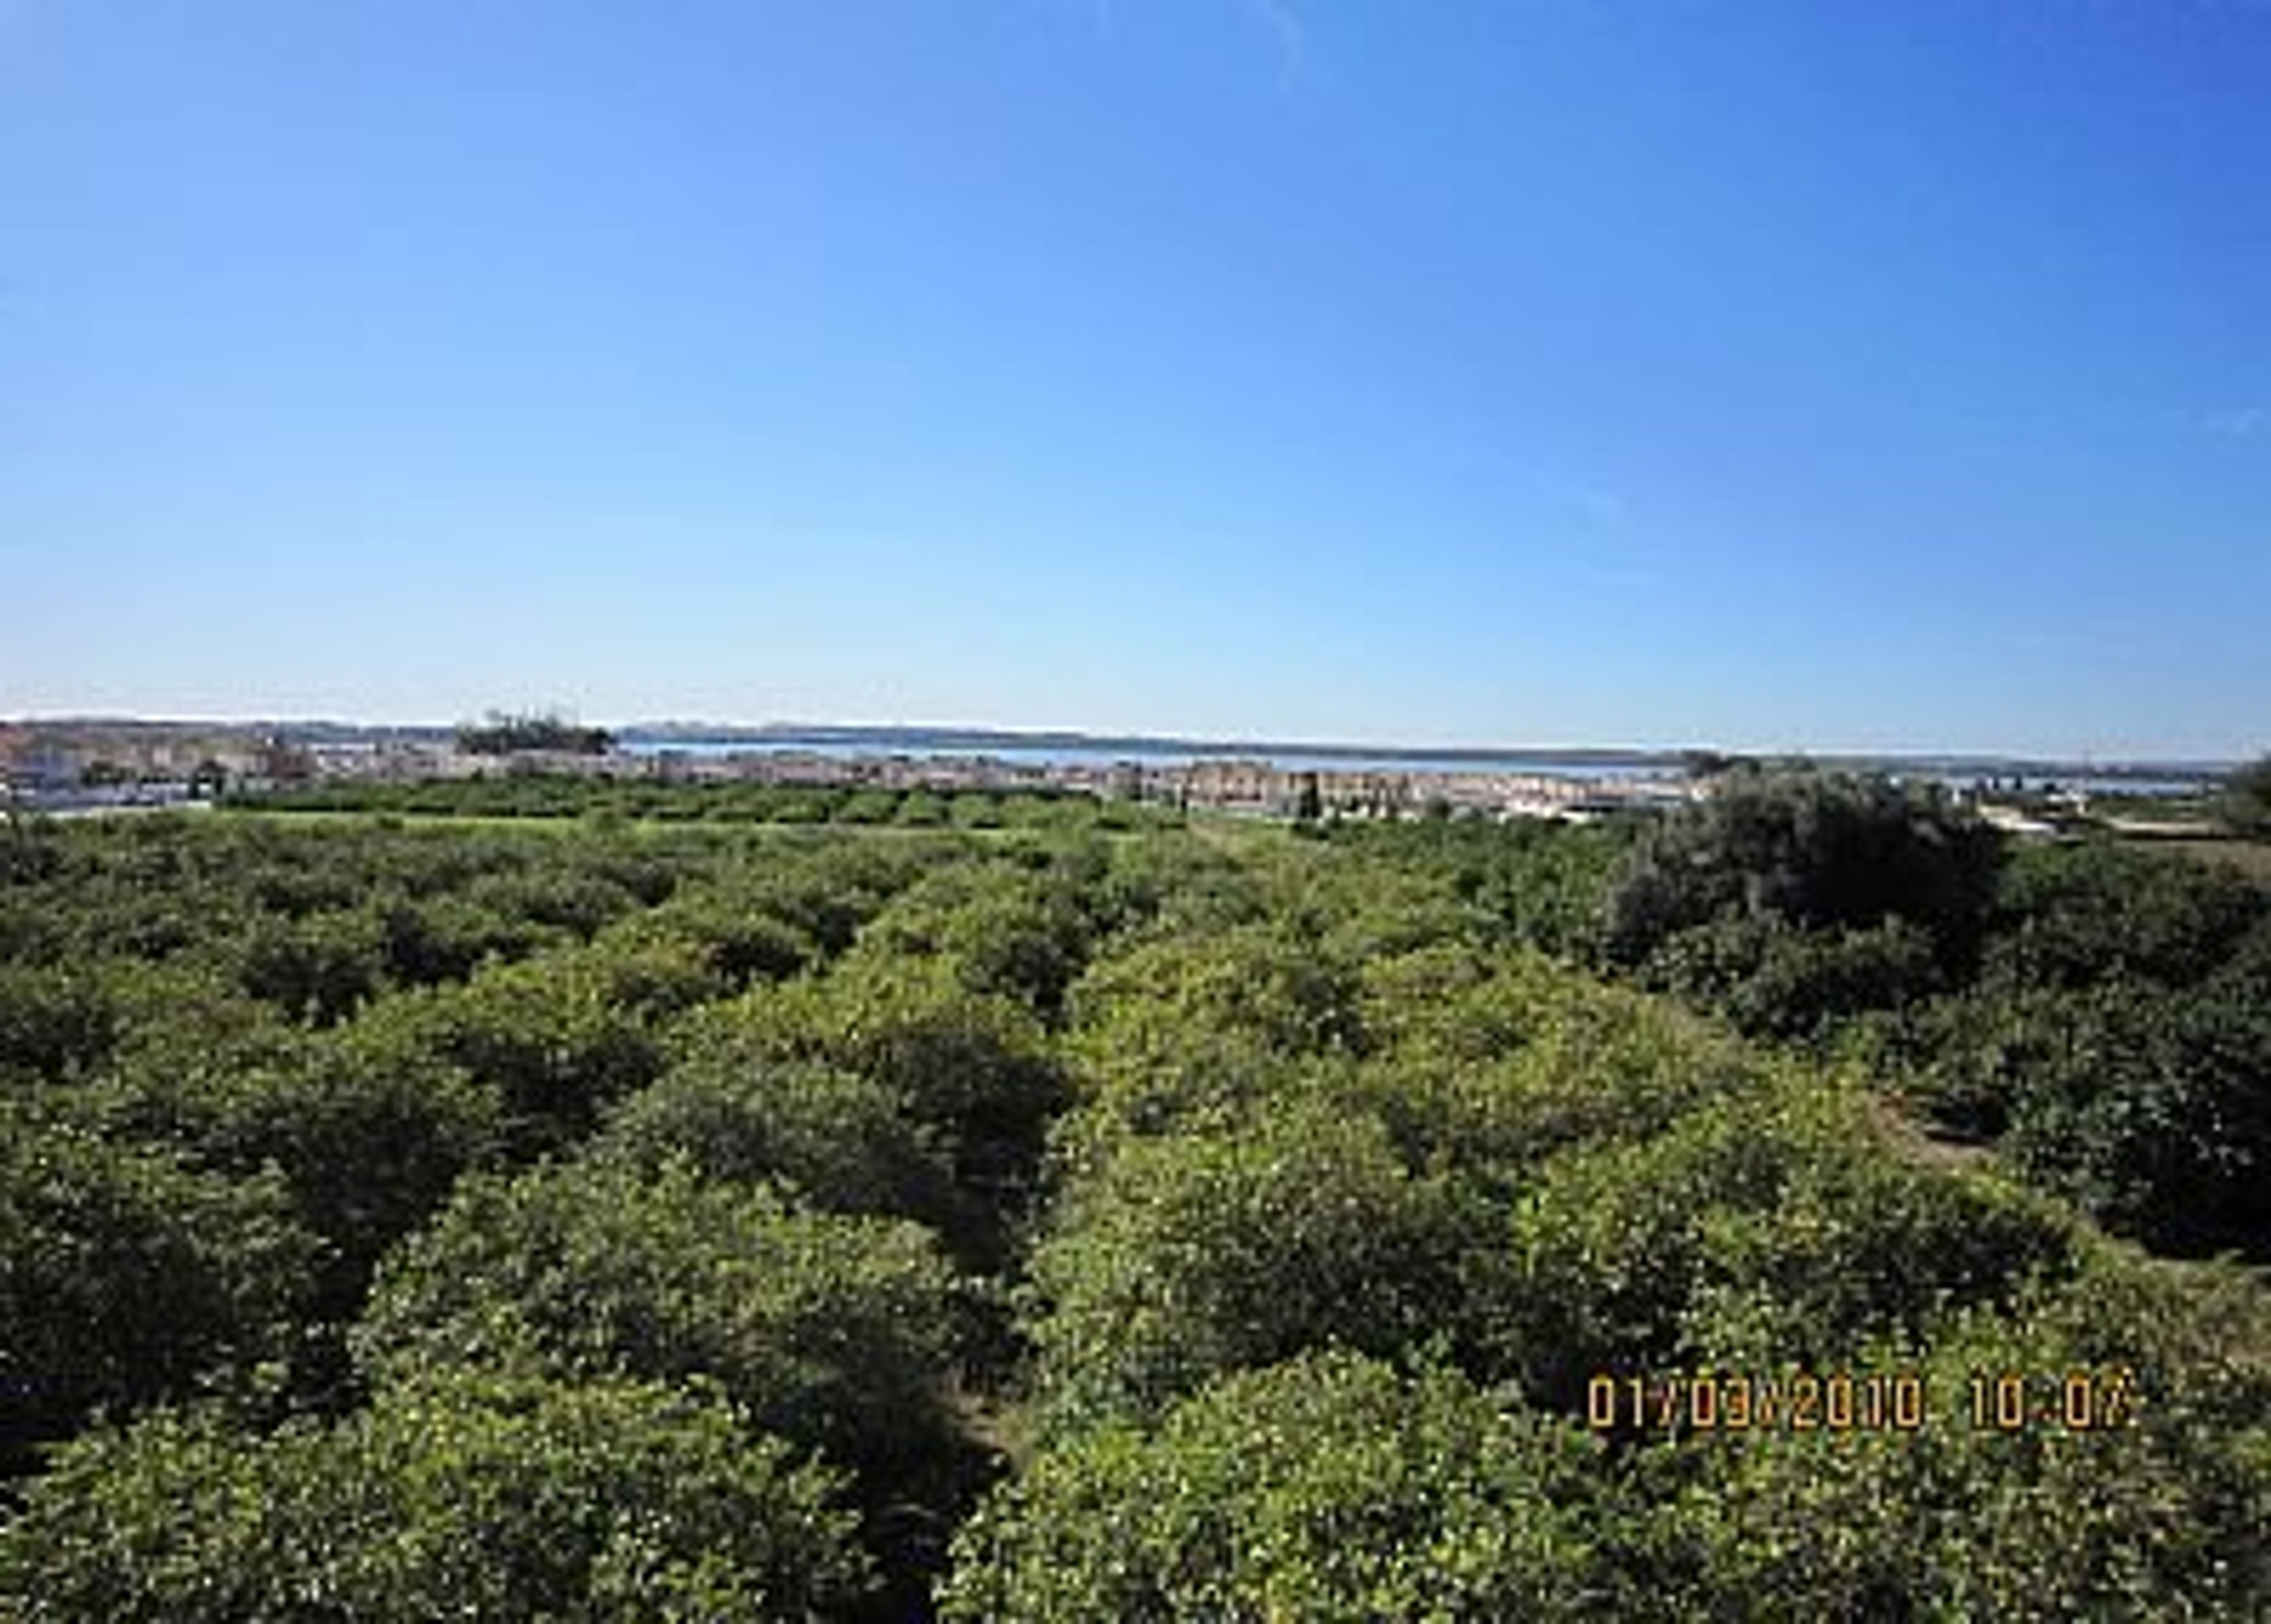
[0,715,2229,826]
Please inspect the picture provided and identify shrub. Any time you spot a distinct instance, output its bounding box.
[859,863,1092,1021]
[1067,923,1365,1080]
[595,1052,962,1233]
[0,1107,319,1458]
[230,907,387,1026]
[1024,1104,1486,1429]
[463,868,640,940]
[374,892,550,985]
[0,961,119,1085]
[1606,771,1998,965]
[1349,949,1778,1185]
[709,953,1065,1234]
[1493,1082,2076,1407]
[942,1351,1635,1622]
[370,953,667,1159]
[617,890,817,987]
[1981,839,2265,993]
[0,1370,872,1622]
[2220,753,2271,837]
[1641,914,1945,1040]
[1992,982,2267,1251]
[1668,1250,2271,1619]
[354,1156,966,1481]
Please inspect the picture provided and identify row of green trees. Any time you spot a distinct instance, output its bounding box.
[229,773,1173,831]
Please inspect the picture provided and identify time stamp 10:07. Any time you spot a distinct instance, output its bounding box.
[1587,1367,2143,1435]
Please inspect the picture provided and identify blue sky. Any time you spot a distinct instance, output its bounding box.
[3,1,2265,756]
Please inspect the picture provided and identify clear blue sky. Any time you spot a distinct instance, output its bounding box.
[4,1,2265,756]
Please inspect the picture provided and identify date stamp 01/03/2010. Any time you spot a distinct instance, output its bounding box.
[1586,1367,2144,1437]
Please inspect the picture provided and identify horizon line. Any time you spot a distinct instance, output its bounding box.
[0,712,2244,771]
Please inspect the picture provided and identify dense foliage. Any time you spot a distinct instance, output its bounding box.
[1332,772,2271,1261]
[942,1351,1631,1621]
[1,799,2266,1616]
[1603,770,2000,967]
[2224,753,2271,836]
[0,1371,872,1620]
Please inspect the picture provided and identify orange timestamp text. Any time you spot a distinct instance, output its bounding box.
[1586,1366,2141,1436]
